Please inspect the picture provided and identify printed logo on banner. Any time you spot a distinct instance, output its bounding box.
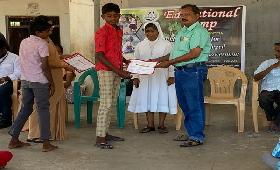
[143,10,159,22]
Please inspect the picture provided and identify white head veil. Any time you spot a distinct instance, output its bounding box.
[143,21,164,40]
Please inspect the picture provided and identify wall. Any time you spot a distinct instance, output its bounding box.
[69,0,95,60]
[0,0,70,54]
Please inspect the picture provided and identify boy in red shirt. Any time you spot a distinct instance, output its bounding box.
[95,3,131,149]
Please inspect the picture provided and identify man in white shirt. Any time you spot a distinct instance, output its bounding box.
[254,42,280,131]
[0,32,20,128]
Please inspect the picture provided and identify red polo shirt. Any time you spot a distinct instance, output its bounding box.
[95,23,123,71]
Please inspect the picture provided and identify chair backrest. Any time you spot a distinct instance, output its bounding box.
[75,69,99,98]
[207,66,248,99]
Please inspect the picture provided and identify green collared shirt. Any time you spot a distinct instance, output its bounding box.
[170,22,211,66]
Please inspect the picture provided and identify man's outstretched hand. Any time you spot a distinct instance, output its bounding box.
[155,61,171,68]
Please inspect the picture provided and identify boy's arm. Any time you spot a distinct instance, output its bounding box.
[123,57,130,65]
[95,52,131,79]
[95,52,121,73]
[41,56,55,96]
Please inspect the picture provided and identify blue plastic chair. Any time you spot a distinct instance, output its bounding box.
[117,79,129,128]
[73,68,127,128]
[73,69,99,128]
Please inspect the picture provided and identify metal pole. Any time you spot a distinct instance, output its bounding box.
[93,0,100,32]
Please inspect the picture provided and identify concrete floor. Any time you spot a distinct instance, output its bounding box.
[0,104,278,170]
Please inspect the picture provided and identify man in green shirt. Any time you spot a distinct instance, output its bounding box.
[156,4,211,147]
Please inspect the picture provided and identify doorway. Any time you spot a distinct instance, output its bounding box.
[5,16,60,55]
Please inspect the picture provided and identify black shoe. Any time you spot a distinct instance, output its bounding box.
[0,121,12,129]
[105,134,125,141]
[139,127,155,133]
[158,126,168,134]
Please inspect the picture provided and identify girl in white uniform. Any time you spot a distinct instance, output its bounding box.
[128,22,177,133]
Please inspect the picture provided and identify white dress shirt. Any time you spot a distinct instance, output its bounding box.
[254,58,280,91]
[0,51,20,80]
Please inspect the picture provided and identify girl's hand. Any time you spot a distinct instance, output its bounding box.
[167,77,175,86]
[133,78,140,88]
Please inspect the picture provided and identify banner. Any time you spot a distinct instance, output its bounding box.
[120,6,246,71]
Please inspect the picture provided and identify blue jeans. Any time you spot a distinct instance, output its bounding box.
[8,80,51,140]
[175,65,207,142]
[258,90,280,124]
[0,79,13,123]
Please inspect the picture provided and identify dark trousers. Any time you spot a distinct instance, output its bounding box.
[174,65,208,142]
[0,79,13,123]
[259,90,280,124]
[8,80,51,140]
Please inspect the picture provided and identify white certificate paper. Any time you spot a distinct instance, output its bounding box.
[63,53,94,72]
[127,60,157,75]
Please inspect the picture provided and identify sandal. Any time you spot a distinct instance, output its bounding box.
[27,138,52,143]
[158,126,168,134]
[139,127,155,133]
[173,134,189,141]
[27,138,44,143]
[26,138,39,143]
[105,134,125,141]
[180,139,203,147]
[95,142,113,149]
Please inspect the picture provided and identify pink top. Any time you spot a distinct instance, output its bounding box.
[19,35,49,83]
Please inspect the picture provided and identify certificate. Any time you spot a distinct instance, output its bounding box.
[63,53,95,72]
[127,59,157,75]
